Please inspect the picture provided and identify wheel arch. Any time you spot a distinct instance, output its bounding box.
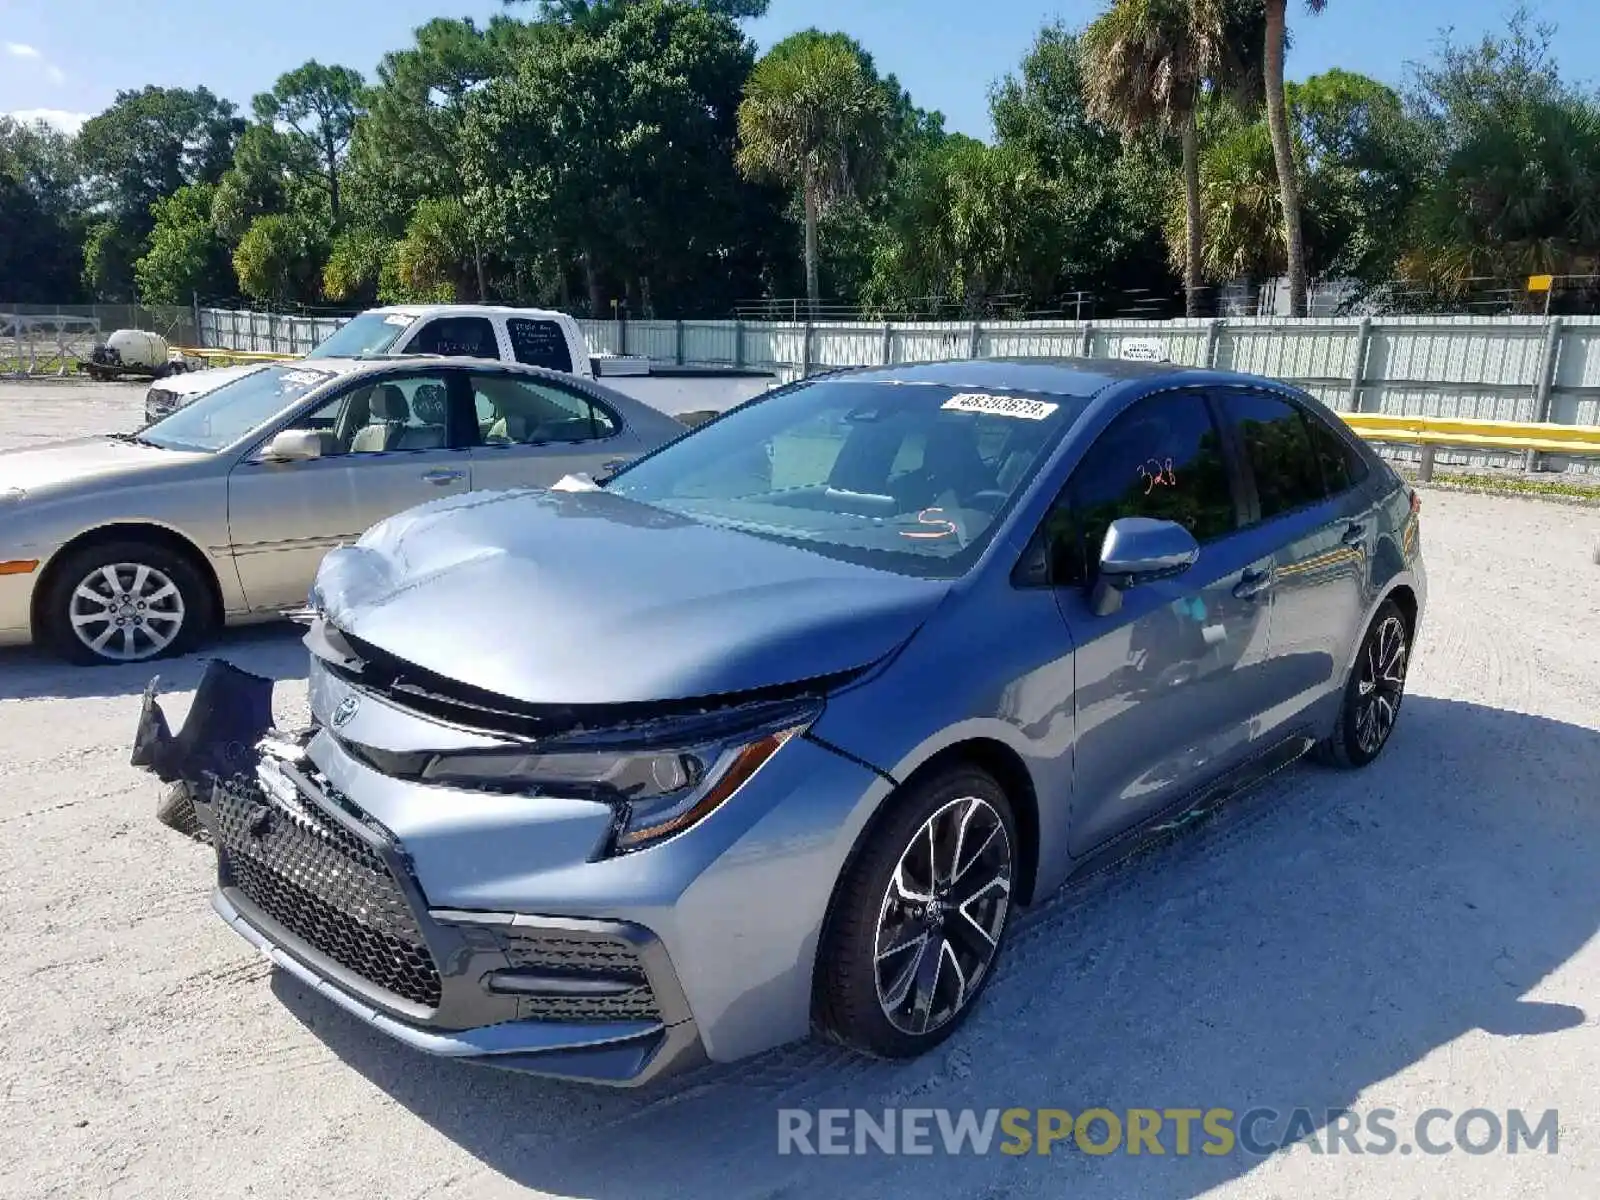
[31,521,225,640]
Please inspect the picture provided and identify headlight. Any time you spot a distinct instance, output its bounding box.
[417,704,818,853]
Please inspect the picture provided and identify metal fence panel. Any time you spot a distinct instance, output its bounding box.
[26,303,1577,474]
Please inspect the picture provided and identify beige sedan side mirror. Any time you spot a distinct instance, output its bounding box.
[260,429,326,462]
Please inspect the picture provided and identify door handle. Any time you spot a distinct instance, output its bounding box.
[422,468,464,485]
[1341,521,1368,546]
[1233,567,1274,601]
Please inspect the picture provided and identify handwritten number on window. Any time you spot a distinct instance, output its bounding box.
[1137,458,1178,495]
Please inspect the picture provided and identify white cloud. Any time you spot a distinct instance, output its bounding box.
[45,64,66,84]
[6,108,90,135]
[5,42,42,59]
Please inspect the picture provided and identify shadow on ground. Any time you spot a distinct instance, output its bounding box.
[0,622,308,702]
[273,696,1598,1199]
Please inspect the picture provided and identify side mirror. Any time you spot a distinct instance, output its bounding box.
[259,429,325,463]
[1090,517,1199,616]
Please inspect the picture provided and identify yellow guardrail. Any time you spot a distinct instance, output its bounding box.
[174,346,298,363]
[1340,412,1600,478]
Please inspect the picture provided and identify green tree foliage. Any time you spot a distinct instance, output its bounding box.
[736,30,893,312]
[522,0,769,27]
[1293,70,1426,284]
[467,0,784,315]
[211,124,307,243]
[1400,10,1600,292]
[1261,0,1329,315]
[1080,0,1256,315]
[74,86,243,298]
[11,0,1600,319]
[232,213,327,303]
[252,61,366,225]
[0,116,85,301]
[867,138,1068,316]
[134,183,234,303]
[989,22,1180,306]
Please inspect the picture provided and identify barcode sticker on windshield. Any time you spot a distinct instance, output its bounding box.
[942,393,1059,420]
[280,369,334,387]
[383,313,414,326]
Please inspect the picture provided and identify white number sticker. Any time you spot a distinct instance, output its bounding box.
[383,313,414,327]
[280,369,334,388]
[941,392,1059,420]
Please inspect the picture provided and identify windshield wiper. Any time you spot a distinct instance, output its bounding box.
[108,431,162,448]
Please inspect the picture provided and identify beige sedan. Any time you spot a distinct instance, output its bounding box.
[0,357,688,664]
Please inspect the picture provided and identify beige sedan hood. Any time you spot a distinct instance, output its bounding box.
[0,437,208,495]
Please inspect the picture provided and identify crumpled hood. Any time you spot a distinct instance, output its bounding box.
[314,488,949,706]
[0,437,206,494]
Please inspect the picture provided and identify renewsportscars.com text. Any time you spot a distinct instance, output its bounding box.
[776,1107,1560,1158]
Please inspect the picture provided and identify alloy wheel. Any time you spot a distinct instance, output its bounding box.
[873,795,1012,1036]
[1354,614,1408,755]
[68,562,187,662]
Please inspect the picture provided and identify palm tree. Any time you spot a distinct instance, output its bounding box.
[735,33,890,315]
[1082,0,1245,317]
[1263,0,1327,316]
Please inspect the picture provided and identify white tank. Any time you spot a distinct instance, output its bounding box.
[105,329,171,369]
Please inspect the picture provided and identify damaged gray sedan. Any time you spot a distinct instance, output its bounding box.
[135,359,1425,1086]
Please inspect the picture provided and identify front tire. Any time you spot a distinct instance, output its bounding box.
[1320,599,1410,768]
[815,765,1017,1058]
[42,541,213,666]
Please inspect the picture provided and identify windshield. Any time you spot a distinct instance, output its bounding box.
[607,379,1086,578]
[139,364,343,452]
[305,311,414,359]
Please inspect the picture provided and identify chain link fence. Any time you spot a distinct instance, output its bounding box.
[0,304,197,377]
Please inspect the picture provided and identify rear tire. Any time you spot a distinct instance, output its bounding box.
[41,540,214,666]
[815,764,1017,1058]
[1318,599,1410,769]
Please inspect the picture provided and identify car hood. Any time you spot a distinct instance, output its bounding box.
[0,437,208,494]
[159,362,265,397]
[314,488,950,706]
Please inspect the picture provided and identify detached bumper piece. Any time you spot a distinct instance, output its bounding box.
[130,657,704,1086]
[133,659,277,841]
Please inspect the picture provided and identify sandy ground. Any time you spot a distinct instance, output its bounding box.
[2,380,1599,1200]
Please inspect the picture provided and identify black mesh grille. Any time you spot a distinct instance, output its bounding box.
[499,929,660,1022]
[210,776,442,1009]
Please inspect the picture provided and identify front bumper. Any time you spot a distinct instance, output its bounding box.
[136,653,890,1082]
[135,665,705,1086]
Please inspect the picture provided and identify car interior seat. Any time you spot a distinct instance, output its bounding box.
[351,385,410,453]
[395,383,447,450]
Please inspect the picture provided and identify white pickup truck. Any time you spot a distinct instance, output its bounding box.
[146,304,775,427]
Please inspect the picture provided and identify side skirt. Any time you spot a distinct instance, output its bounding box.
[1063,731,1317,886]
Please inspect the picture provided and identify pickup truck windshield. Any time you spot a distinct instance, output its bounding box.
[306,312,413,359]
[607,379,1085,579]
[139,365,342,452]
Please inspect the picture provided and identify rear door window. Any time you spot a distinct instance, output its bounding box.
[470,374,619,445]
[1217,390,1329,520]
[507,318,575,373]
[403,316,497,359]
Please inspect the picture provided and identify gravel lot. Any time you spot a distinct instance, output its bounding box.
[2,379,1598,1200]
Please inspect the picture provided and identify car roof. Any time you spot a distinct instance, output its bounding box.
[836,357,1202,397]
[363,304,569,320]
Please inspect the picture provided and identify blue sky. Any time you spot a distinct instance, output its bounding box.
[2,0,1595,138]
